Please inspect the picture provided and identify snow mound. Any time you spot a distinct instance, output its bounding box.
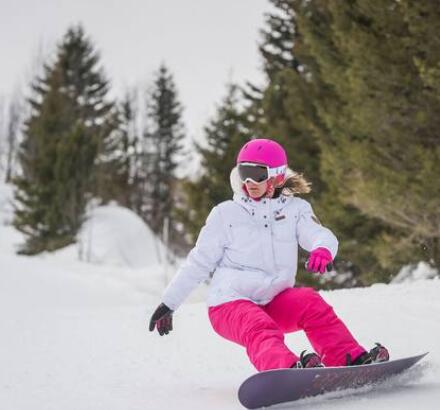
[77,203,167,269]
[0,182,168,269]
[391,261,438,284]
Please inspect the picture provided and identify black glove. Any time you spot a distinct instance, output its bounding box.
[149,303,173,336]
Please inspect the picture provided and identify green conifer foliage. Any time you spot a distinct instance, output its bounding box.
[99,92,139,208]
[256,0,404,284]
[177,85,251,241]
[143,65,185,236]
[259,0,300,77]
[13,26,115,254]
[258,0,325,195]
[297,0,440,271]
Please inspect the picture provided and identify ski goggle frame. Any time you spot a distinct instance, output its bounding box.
[238,162,287,184]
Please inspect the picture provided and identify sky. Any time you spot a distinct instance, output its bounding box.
[0,0,269,167]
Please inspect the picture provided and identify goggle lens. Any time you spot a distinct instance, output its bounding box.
[238,164,269,183]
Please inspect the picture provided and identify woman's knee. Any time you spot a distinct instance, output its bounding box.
[209,300,277,345]
[291,288,335,327]
[296,287,328,306]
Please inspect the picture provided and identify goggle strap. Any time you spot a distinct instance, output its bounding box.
[267,165,287,177]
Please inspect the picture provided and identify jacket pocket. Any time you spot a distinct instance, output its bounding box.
[272,216,296,242]
[225,223,261,269]
[273,240,297,270]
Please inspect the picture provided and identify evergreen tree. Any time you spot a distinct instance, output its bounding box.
[177,84,251,241]
[255,0,394,285]
[295,0,440,273]
[13,25,115,254]
[258,0,325,194]
[99,91,139,208]
[143,65,185,238]
[259,0,300,77]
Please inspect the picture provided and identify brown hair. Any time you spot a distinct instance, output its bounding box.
[277,171,312,196]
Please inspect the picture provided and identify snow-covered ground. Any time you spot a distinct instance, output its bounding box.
[1,184,439,410]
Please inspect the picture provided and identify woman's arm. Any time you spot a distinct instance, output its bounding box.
[161,206,227,311]
[296,199,338,259]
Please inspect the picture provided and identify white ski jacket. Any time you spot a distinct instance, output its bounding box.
[162,169,338,310]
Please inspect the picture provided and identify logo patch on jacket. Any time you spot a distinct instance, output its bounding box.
[274,210,286,221]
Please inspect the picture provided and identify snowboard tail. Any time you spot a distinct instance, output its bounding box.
[238,352,428,409]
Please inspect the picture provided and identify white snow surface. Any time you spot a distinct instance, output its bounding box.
[1,184,439,410]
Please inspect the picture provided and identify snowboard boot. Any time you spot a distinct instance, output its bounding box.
[292,350,324,368]
[346,343,390,366]
[369,343,390,363]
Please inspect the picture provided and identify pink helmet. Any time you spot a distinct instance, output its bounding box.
[237,138,287,168]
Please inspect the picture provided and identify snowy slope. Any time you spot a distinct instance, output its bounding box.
[1,185,439,410]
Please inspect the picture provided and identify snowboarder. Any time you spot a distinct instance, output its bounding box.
[149,138,389,370]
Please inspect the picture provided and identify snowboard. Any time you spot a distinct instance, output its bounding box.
[238,352,428,409]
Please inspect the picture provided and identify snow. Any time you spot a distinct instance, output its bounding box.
[75,204,168,268]
[0,183,439,410]
[392,261,438,284]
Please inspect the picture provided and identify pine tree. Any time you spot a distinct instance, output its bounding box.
[259,0,300,77]
[13,25,116,254]
[99,91,139,208]
[295,0,440,273]
[177,84,251,241]
[143,65,185,238]
[258,0,325,194]
[255,0,396,285]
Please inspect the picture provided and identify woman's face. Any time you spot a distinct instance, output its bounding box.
[245,180,269,199]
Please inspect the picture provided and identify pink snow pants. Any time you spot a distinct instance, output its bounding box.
[208,287,366,371]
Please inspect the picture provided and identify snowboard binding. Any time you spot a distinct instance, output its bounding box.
[347,343,390,366]
[293,350,324,368]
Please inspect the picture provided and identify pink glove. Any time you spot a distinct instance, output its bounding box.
[307,247,333,274]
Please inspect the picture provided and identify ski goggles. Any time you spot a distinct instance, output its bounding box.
[238,162,287,184]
